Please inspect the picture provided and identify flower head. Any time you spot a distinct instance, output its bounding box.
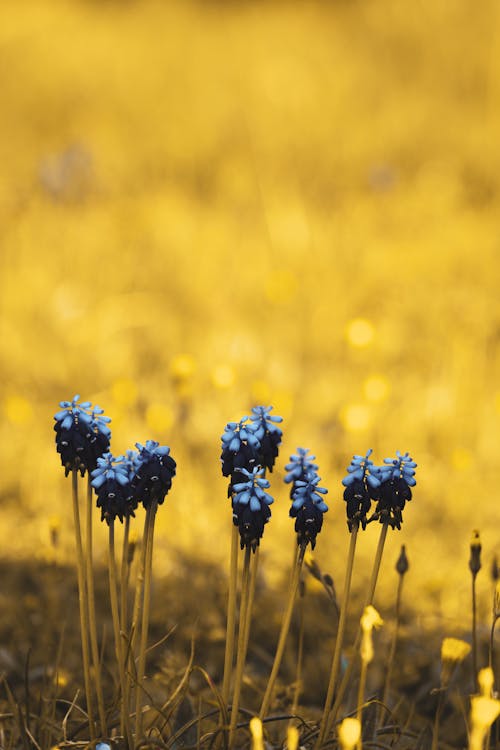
[372,451,417,529]
[132,440,176,509]
[221,417,261,491]
[54,395,111,476]
[91,451,138,524]
[342,449,380,531]
[288,449,328,549]
[232,466,273,551]
[249,405,283,472]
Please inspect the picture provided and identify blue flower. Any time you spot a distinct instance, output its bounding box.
[341,449,381,531]
[284,448,319,496]
[54,395,111,476]
[250,405,283,472]
[221,417,261,496]
[91,452,138,524]
[232,466,274,551]
[132,440,176,509]
[289,467,328,549]
[372,451,417,529]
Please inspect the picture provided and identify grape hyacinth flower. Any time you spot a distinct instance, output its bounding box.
[290,467,328,549]
[54,395,111,476]
[132,440,176,509]
[220,417,261,493]
[91,451,140,524]
[284,448,319,497]
[249,405,283,473]
[232,466,274,551]
[372,451,417,529]
[342,449,381,531]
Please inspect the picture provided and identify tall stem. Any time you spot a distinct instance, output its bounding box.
[222,525,239,707]
[316,525,358,748]
[129,508,150,704]
[135,502,157,739]
[229,545,252,747]
[381,571,405,712]
[109,522,133,750]
[472,573,478,693]
[86,476,107,737]
[121,514,131,635]
[242,547,260,661]
[71,470,95,741]
[326,523,388,740]
[356,658,368,750]
[259,545,305,720]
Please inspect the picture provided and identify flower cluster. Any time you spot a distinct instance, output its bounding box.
[54,395,111,476]
[286,447,328,549]
[132,440,177,509]
[342,449,381,531]
[91,450,140,524]
[55,396,176,520]
[221,406,283,550]
[342,449,417,530]
[232,467,274,551]
[371,451,416,529]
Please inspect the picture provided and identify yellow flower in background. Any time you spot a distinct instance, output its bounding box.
[340,403,371,433]
[345,318,375,348]
[338,717,361,750]
[170,353,196,381]
[441,637,471,663]
[4,395,33,425]
[470,696,500,750]
[146,403,175,433]
[360,605,383,664]
[111,378,138,407]
[363,374,390,403]
[249,717,264,750]
[211,364,235,389]
[286,725,299,750]
[478,667,494,697]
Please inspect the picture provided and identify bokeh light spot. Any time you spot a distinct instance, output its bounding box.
[345,318,375,348]
[364,374,390,403]
[4,395,33,425]
[170,353,196,381]
[111,378,138,407]
[211,364,235,389]
[146,403,175,433]
[340,403,371,432]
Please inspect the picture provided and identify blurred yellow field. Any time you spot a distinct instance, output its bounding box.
[1,0,500,626]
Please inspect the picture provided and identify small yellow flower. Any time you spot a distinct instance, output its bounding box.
[478,667,494,697]
[286,725,299,750]
[338,717,361,750]
[470,696,500,750]
[249,717,264,750]
[441,637,471,663]
[360,605,383,664]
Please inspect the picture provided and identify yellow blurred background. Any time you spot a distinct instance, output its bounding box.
[1,0,500,623]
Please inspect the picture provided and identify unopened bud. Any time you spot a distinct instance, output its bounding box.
[469,530,482,576]
[396,545,409,575]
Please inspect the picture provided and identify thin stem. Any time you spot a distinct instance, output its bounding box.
[222,525,239,706]
[71,470,95,742]
[135,502,158,739]
[259,545,306,720]
[326,523,389,740]
[86,476,107,737]
[472,573,478,693]
[108,522,133,750]
[129,508,150,705]
[290,575,305,723]
[431,691,444,750]
[121,515,131,636]
[229,545,252,747]
[382,571,405,712]
[316,525,358,748]
[356,658,368,750]
[242,546,260,661]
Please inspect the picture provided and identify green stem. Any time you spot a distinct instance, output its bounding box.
[135,502,157,739]
[229,545,252,747]
[109,522,133,750]
[316,525,358,748]
[259,545,305,720]
[242,546,259,662]
[121,514,131,636]
[472,573,478,692]
[326,523,388,739]
[290,573,305,724]
[129,509,150,704]
[71,470,95,741]
[222,525,239,707]
[86,476,107,737]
